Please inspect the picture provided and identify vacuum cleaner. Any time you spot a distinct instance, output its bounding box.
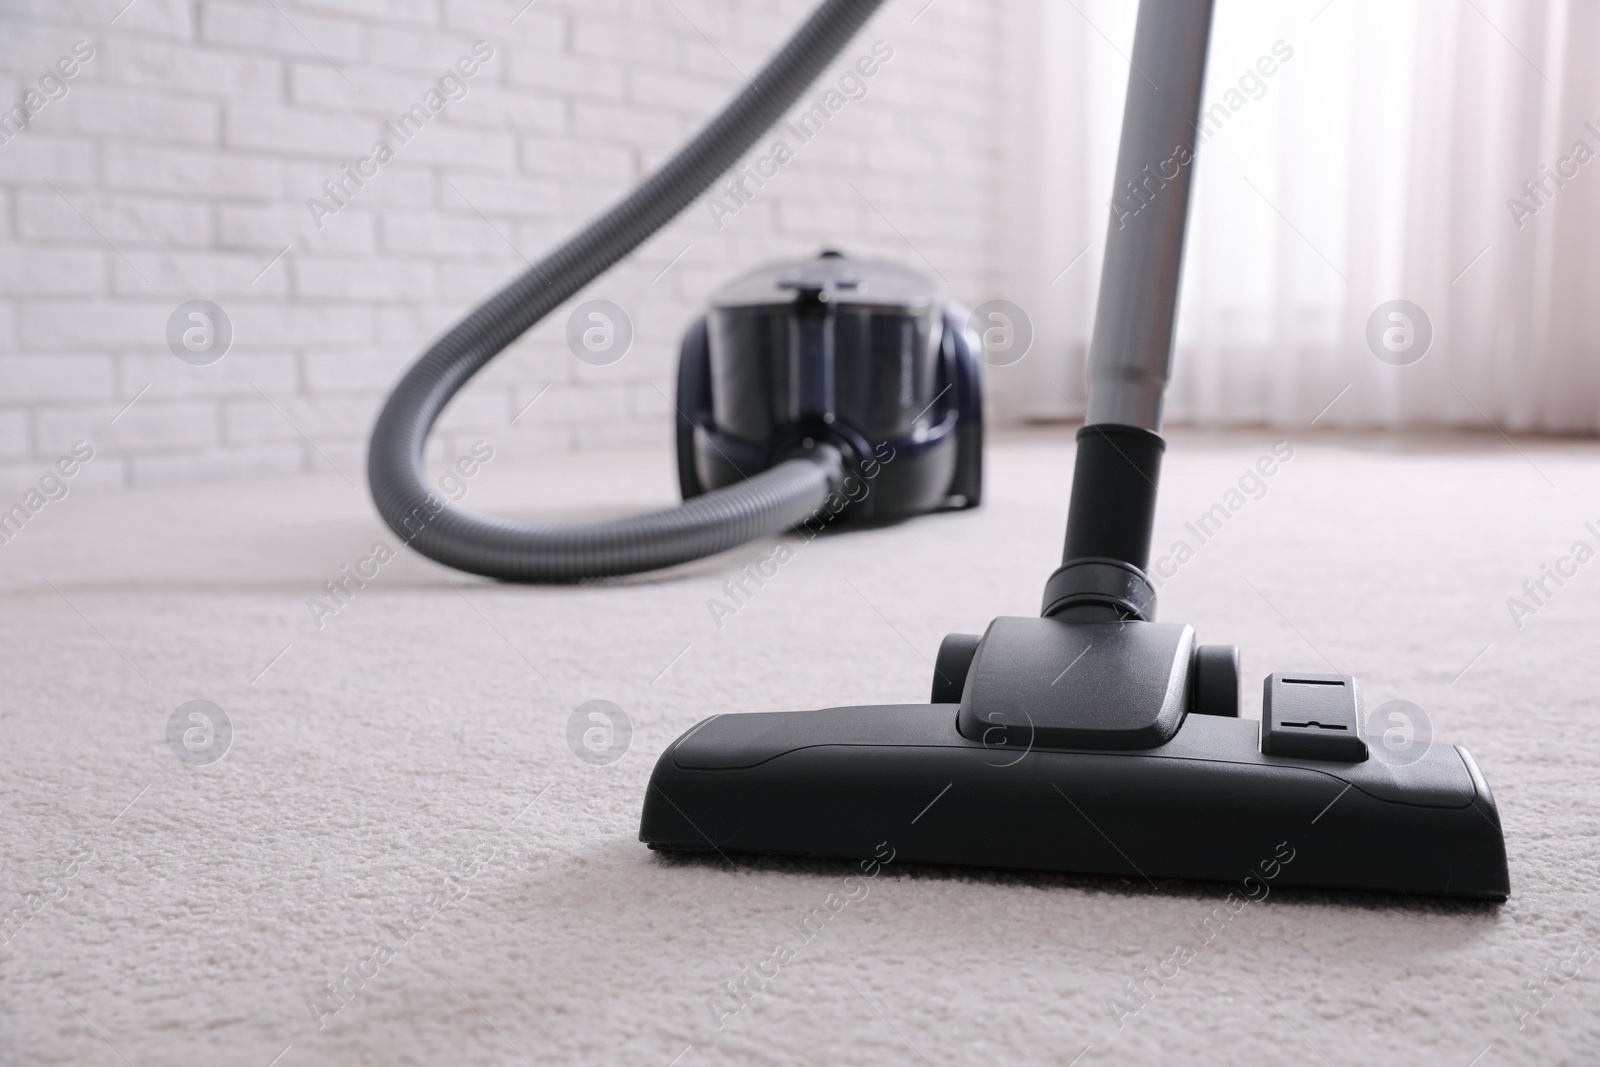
[369,0,1509,898]
[674,251,982,522]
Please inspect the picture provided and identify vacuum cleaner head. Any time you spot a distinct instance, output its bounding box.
[673,250,983,521]
[639,613,1510,899]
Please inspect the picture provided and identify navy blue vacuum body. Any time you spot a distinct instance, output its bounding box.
[674,251,982,522]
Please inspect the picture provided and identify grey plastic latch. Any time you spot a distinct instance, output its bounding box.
[1261,673,1368,761]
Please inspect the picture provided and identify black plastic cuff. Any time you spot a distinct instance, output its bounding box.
[1040,557,1157,622]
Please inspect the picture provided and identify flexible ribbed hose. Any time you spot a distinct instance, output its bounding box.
[368,0,884,581]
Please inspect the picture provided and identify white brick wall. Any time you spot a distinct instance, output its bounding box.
[0,0,1007,492]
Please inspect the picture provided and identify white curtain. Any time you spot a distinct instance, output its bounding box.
[995,0,1600,433]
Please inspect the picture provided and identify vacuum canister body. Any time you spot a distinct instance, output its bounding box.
[674,251,983,521]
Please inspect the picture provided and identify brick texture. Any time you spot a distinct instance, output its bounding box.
[0,0,1006,490]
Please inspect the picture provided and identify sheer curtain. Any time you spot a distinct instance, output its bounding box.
[995,0,1600,433]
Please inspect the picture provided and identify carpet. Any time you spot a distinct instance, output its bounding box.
[0,427,1596,1066]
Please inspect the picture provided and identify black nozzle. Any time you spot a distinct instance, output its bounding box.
[1062,424,1164,569]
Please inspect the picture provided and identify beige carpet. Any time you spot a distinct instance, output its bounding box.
[0,427,1596,1066]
